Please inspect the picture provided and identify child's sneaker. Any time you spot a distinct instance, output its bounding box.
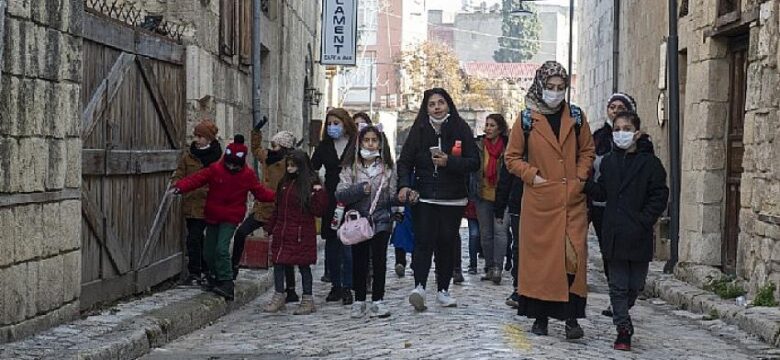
[326,286,342,302]
[351,301,367,318]
[213,280,235,301]
[285,288,299,303]
[263,292,286,313]
[613,324,632,351]
[293,295,316,315]
[342,289,354,305]
[395,264,405,278]
[409,285,427,311]
[436,290,457,307]
[369,300,391,318]
[453,270,465,285]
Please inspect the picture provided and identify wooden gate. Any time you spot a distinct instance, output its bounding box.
[80,10,186,309]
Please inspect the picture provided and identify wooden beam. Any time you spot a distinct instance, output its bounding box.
[80,188,132,274]
[83,11,184,64]
[82,149,180,175]
[136,189,175,269]
[80,273,135,311]
[82,53,136,139]
[0,189,80,208]
[135,253,183,292]
[136,57,181,149]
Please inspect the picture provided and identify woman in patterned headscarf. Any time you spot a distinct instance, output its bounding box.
[504,61,596,339]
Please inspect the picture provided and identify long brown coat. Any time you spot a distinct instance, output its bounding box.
[251,129,286,222]
[504,104,595,301]
[171,151,209,219]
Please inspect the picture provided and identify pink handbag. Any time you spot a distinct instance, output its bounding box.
[338,175,386,245]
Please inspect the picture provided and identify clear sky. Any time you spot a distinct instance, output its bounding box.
[426,0,571,11]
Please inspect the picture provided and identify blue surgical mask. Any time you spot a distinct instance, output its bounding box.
[327,124,343,139]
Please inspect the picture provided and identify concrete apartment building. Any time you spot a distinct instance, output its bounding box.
[578,0,780,297]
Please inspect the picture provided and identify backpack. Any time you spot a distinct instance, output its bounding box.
[521,104,584,160]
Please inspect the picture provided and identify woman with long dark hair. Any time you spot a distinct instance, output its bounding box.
[504,61,595,338]
[397,88,480,311]
[312,108,358,305]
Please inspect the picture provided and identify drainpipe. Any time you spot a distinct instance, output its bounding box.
[251,0,263,175]
[567,0,574,100]
[664,0,681,274]
[612,0,620,93]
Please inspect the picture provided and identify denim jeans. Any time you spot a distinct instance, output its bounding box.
[476,198,509,270]
[325,237,353,289]
[607,260,650,327]
[467,218,480,270]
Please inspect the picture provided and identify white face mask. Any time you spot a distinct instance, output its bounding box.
[613,131,637,150]
[542,89,566,108]
[429,113,451,125]
[360,148,380,160]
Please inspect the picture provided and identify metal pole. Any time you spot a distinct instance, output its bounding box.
[567,0,574,101]
[664,0,681,274]
[369,60,374,114]
[251,0,263,175]
[612,0,620,93]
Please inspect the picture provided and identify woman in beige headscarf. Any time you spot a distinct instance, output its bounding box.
[504,61,595,339]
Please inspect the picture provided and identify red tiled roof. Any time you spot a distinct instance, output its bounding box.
[462,62,539,80]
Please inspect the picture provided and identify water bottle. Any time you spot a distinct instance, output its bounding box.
[331,202,345,230]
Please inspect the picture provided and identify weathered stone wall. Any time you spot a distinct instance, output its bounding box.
[575,0,614,129]
[737,0,780,295]
[124,0,324,149]
[0,0,83,342]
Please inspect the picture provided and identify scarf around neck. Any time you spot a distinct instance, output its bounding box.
[484,136,505,186]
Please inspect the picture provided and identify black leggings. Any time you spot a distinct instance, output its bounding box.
[352,232,390,302]
[185,218,208,275]
[411,203,465,292]
[274,265,312,295]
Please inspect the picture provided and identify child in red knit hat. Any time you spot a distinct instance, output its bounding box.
[173,134,276,300]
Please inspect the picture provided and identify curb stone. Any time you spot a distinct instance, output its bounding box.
[0,270,273,360]
[644,271,780,348]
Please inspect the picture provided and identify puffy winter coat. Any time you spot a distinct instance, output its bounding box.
[175,160,275,225]
[266,180,328,265]
[335,161,398,234]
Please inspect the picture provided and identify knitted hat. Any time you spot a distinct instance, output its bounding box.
[271,131,296,149]
[193,120,218,141]
[607,93,637,113]
[224,134,248,166]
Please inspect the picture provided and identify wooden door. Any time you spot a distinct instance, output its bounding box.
[722,36,748,274]
[80,10,186,309]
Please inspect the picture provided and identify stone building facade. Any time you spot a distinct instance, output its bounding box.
[0,0,84,342]
[0,0,324,343]
[578,0,780,296]
[120,0,326,148]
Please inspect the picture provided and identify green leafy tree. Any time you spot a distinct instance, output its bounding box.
[493,0,541,63]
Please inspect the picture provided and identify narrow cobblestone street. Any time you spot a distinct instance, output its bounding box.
[141,231,777,360]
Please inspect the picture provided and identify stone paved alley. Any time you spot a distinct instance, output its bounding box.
[140,231,780,360]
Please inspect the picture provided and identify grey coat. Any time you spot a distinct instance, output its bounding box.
[336,161,397,234]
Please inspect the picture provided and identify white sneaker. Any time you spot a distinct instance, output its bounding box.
[437,290,457,307]
[409,285,427,311]
[351,301,367,318]
[369,300,391,318]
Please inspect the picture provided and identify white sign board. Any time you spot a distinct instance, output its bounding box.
[321,0,358,65]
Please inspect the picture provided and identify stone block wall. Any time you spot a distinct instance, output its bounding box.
[737,0,780,295]
[575,0,614,129]
[0,0,83,343]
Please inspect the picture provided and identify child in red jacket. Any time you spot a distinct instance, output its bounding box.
[173,135,275,300]
[263,150,328,315]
